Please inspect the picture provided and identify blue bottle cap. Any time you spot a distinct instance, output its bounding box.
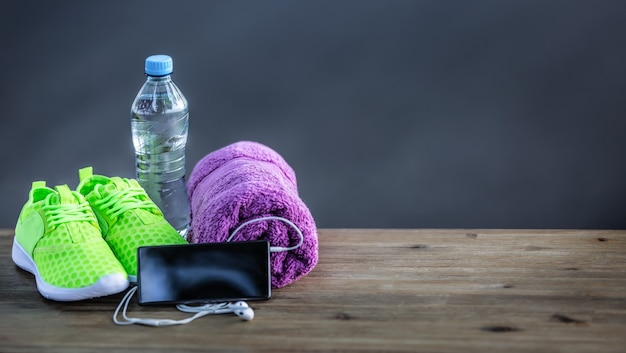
[145,55,173,76]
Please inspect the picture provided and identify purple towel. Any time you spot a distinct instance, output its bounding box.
[187,141,318,288]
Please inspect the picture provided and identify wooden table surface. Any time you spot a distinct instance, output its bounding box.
[1,228,625,352]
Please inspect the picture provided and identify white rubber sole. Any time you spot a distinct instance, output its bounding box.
[12,239,129,301]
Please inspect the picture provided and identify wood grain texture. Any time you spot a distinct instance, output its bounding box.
[1,228,625,353]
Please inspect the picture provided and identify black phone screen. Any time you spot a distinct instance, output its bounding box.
[137,240,271,305]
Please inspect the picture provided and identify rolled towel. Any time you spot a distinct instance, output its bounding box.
[187,141,318,288]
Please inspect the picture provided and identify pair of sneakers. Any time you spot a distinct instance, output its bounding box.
[12,167,187,301]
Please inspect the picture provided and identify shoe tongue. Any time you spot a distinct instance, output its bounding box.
[54,184,79,204]
[109,177,130,190]
[96,177,129,196]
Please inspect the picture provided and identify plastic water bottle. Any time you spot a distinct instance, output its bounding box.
[131,54,190,237]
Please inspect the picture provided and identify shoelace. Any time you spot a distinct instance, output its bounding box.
[93,184,158,219]
[42,201,96,229]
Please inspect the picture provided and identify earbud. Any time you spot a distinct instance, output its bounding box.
[209,301,254,321]
[233,307,254,320]
[228,303,254,320]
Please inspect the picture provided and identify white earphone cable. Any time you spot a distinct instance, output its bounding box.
[113,286,211,326]
[227,216,304,252]
[113,286,250,326]
[113,286,137,325]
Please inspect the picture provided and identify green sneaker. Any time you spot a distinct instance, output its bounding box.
[12,182,129,301]
[76,167,187,282]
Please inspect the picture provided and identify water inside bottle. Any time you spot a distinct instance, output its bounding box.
[131,101,189,236]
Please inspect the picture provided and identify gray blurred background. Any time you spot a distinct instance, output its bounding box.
[1,0,625,229]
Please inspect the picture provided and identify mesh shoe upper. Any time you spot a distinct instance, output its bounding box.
[12,182,128,301]
[76,167,187,281]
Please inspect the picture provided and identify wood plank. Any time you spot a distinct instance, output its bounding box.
[0,229,625,352]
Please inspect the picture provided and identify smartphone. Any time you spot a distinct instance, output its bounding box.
[137,240,271,305]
